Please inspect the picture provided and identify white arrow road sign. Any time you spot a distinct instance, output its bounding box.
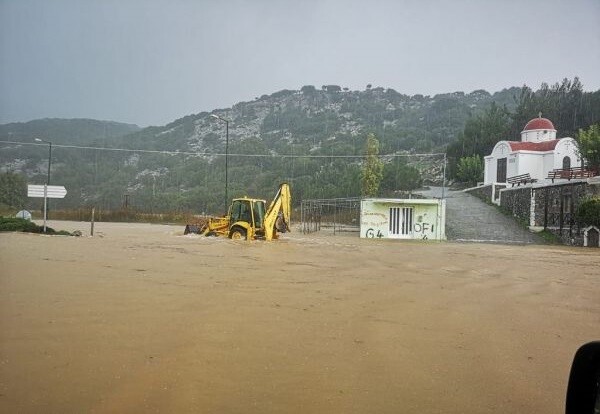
[27,184,67,199]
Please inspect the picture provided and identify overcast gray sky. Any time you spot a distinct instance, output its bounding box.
[1,0,599,127]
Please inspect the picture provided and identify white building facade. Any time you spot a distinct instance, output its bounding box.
[484,117,581,185]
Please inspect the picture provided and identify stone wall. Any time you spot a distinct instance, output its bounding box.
[532,181,600,245]
[499,180,600,246]
[531,182,589,228]
[465,183,506,204]
[465,185,492,202]
[549,228,583,246]
[499,186,532,224]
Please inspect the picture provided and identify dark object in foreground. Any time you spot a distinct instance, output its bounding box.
[184,224,201,235]
[566,341,600,414]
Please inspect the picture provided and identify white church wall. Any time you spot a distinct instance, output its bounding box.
[517,153,545,180]
[507,153,518,178]
[484,157,493,184]
[543,153,555,177]
[553,138,581,170]
[521,129,557,143]
[484,141,511,183]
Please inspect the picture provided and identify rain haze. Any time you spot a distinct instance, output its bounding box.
[1,0,599,127]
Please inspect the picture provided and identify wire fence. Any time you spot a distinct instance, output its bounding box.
[300,197,361,234]
[0,140,446,160]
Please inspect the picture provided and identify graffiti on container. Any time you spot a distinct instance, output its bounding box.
[415,222,434,240]
[414,222,434,234]
[361,212,388,227]
[365,228,384,238]
[365,222,435,239]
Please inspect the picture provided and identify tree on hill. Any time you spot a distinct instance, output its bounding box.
[576,124,600,171]
[301,85,316,94]
[508,78,597,138]
[0,171,26,209]
[380,161,422,195]
[455,155,484,186]
[446,102,510,178]
[360,133,383,197]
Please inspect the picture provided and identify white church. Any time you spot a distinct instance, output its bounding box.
[484,116,581,185]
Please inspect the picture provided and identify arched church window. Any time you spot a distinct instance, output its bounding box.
[562,156,571,170]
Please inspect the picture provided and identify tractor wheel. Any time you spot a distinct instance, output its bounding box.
[229,227,247,240]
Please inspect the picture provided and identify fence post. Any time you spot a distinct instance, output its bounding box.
[91,207,95,237]
[333,199,337,235]
[301,200,304,234]
[543,190,548,230]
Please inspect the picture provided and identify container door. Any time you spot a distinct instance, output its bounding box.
[389,207,413,239]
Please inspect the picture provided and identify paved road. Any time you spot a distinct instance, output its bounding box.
[420,187,543,244]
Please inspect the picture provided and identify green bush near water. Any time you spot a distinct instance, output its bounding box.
[0,217,72,235]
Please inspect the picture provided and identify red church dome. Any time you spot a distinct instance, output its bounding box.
[523,117,555,131]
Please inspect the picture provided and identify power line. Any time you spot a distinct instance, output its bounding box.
[0,140,446,159]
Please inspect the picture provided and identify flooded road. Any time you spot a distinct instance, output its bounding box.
[1,221,598,413]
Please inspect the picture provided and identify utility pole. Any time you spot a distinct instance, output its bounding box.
[210,114,230,212]
[441,153,447,200]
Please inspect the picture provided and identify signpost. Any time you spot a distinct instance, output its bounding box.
[27,184,67,232]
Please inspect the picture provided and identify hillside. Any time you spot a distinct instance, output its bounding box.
[0,118,139,181]
[1,83,592,215]
[0,118,140,145]
[116,86,521,154]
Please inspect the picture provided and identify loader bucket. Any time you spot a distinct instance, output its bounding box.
[184,224,200,235]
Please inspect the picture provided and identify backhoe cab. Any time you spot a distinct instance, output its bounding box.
[184,183,291,241]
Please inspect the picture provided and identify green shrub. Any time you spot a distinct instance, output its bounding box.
[0,217,69,235]
[456,155,484,186]
[0,217,41,232]
[575,197,600,227]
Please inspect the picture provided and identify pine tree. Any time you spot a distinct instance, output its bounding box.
[360,133,383,197]
[577,124,600,171]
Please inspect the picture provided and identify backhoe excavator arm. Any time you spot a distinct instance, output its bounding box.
[263,183,291,241]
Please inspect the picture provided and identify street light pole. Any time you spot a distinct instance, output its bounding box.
[35,138,52,227]
[210,114,230,212]
[35,138,52,186]
[47,142,52,187]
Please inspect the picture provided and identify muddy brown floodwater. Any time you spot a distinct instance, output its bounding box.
[1,221,599,413]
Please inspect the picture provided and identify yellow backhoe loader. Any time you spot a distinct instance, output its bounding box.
[184,183,291,241]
